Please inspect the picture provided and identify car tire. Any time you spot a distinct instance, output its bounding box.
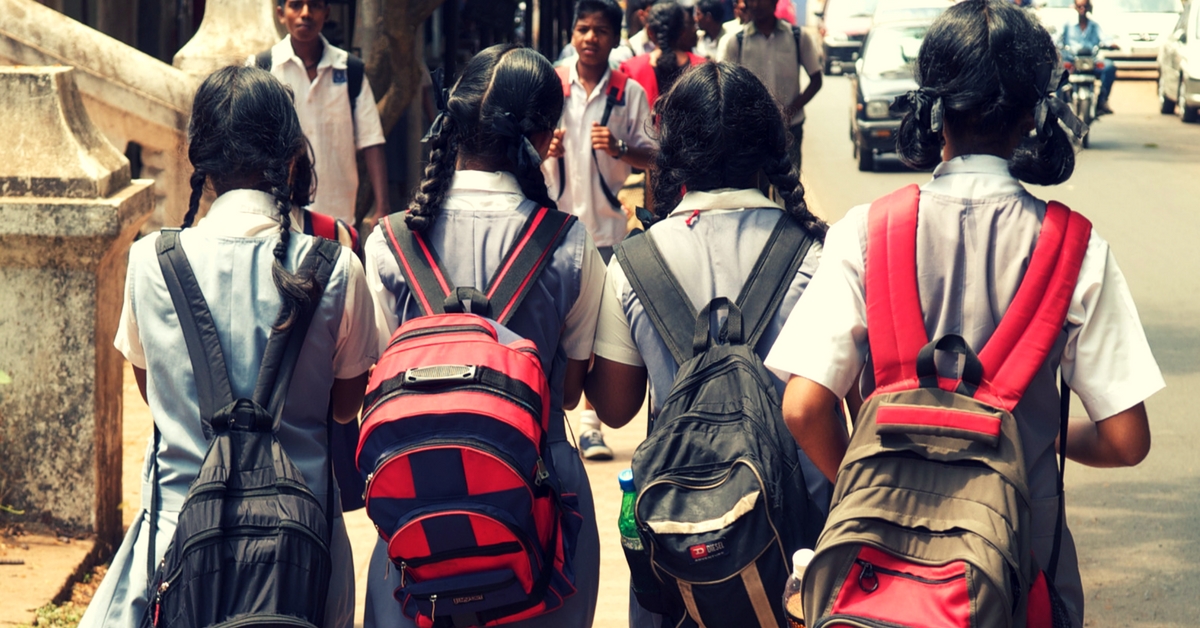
[1181,77,1199,123]
[1159,77,1176,114]
[856,140,874,172]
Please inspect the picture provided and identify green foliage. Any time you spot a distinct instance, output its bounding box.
[13,603,85,628]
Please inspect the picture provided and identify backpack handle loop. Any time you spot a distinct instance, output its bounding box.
[443,287,492,317]
[693,297,744,355]
[211,398,275,433]
[916,334,983,395]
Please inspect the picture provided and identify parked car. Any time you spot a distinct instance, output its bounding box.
[1157,0,1200,121]
[871,0,953,25]
[850,19,930,171]
[817,0,880,74]
[1090,0,1183,71]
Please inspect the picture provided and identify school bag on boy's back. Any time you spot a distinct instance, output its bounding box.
[802,185,1089,628]
[615,215,825,628]
[140,232,341,628]
[356,208,582,627]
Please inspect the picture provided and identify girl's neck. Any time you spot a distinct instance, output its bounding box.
[650,49,690,65]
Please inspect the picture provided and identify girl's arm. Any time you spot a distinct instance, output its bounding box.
[584,356,648,429]
[563,359,590,411]
[1065,402,1151,467]
[134,366,148,404]
[331,371,370,425]
[781,375,849,483]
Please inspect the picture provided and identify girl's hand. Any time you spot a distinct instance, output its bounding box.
[548,129,566,159]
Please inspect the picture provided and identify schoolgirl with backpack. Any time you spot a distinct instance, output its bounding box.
[79,66,378,628]
[359,44,605,627]
[585,62,832,628]
[765,2,1162,626]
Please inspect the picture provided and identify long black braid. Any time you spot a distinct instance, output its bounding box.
[406,44,564,233]
[184,65,319,330]
[651,61,827,239]
[647,1,689,99]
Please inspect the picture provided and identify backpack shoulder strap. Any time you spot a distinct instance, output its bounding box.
[615,232,698,366]
[735,214,815,352]
[346,54,364,114]
[306,209,337,240]
[156,229,235,428]
[252,238,342,419]
[381,213,454,317]
[975,202,1091,410]
[792,25,803,67]
[865,184,928,392]
[556,64,572,98]
[608,68,629,105]
[484,207,577,325]
[736,29,745,64]
[255,50,272,71]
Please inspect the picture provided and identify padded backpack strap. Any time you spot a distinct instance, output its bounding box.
[976,202,1091,410]
[382,213,454,317]
[254,50,271,70]
[485,207,576,325]
[555,64,572,98]
[615,233,698,366]
[865,185,928,391]
[735,214,815,352]
[156,229,235,428]
[253,238,342,420]
[347,55,364,115]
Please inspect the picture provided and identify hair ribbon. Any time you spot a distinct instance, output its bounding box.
[421,67,450,144]
[891,87,945,133]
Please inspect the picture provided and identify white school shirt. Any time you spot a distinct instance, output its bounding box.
[542,63,656,248]
[363,170,606,360]
[764,155,1165,423]
[251,36,387,225]
[717,20,823,126]
[114,189,379,381]
[610,29,658,67]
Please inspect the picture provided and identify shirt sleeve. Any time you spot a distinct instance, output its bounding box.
[332,251,380,379]
[363,225,402,356]
[560,230,607,361]
[354,77,387,150]
[622,83,657,151]
[592,261,646,366]
[800,27,823,77]
[716,32,736,63]
[764,206,870,396]
[1061,231,1165,421]
[113,242,148,369]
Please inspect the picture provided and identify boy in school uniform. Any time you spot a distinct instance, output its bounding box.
[544,0,656,460]
[717,0,823,171]
[254,0,389,226]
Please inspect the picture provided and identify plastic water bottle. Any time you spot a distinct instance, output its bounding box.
[783,548,815,627]
[618,469,642,551]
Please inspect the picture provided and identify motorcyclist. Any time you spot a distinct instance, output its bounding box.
[1059,0,1119,114]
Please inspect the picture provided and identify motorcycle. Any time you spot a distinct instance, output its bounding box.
[1061,46,1107,149]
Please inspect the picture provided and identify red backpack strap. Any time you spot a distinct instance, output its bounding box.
[381,213,454,317]
[608,68,628,105]
[305,209,360,250]
[865,185,929,392]
[556,65,571,98]
[484,207,576,325]
[975,203,1091,410]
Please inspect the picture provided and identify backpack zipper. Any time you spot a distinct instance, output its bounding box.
[812,615,915,628]
[363,381,541,422]
[854,559,965,593]
[401,542,524,568]
[388,323,493,349]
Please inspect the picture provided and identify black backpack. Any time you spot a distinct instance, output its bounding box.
[615,216,824,627]
[140,231,341,628]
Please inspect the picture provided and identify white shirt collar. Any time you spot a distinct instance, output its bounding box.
[195,189,283,237]
[926,154,1026,198]
[448,170,525,196]
[669,188,783,216]
[274,34,345,71]
[568,62,614,100]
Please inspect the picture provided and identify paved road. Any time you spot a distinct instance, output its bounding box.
[801,74,1200,626]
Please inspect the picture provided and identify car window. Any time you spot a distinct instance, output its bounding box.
[861,24,929,78]
[1095,0,1182,13]
[827,0,882,20]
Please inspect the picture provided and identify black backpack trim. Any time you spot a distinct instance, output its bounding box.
[614,212,814,366]
[145,231,341,607]
[256,49,365,115]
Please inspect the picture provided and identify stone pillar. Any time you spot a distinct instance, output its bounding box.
[173,0,281,77]
[0,67,154,551]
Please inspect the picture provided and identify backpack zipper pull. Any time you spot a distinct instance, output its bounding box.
[857,560,879,593]
[430,594,438,621]
[399,561,407,586]
[153,581,169,626]
[385,559,391,581]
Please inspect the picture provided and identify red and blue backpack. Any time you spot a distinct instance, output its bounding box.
[356,207,582,627]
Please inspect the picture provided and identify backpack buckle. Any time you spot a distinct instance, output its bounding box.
[535,458,550,486]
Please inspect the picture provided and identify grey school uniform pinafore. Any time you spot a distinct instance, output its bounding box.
[362,199,601,628]
[79,228,358,628]
[605,205,828,628]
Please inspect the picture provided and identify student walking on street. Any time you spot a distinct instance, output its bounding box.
[765,2,1161,625]
[718,0,823,172]
[253,0,389,227]
[361,43,605,627]
[586,62,831,628]
[79,65,377,628]
[619,0,705,106]
[543,0,656,461]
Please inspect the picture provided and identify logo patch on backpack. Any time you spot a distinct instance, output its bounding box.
[689,541,726,562]
[333,68,346,84]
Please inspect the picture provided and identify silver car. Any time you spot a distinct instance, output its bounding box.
[1157,0,1200,121]
[1091,0,1183,71]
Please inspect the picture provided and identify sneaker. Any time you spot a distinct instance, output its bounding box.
[1097,100,1114,115]
[579,429,614,461]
